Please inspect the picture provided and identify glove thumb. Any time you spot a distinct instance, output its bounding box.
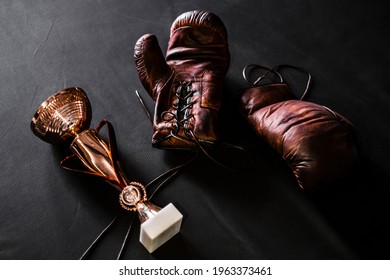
[134,34,170,101]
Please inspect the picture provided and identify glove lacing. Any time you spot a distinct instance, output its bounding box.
[161,80,196,140]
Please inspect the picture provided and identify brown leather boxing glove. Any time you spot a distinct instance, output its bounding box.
[239,65,358,190]
[134,10,230,149]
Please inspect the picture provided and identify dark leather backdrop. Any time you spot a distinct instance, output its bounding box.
[1,0,389,259]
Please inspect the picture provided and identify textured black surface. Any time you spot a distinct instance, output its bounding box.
[1,0,389,259]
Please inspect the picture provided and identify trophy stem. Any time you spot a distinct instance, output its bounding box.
[135,201,161,223]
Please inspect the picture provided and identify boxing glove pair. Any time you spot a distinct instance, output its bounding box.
[134,10,358,190]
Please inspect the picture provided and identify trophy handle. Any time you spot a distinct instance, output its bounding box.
[60,154,95,176]
[95,119,128,186]
[95,119,120,165]
[60,119,127,190]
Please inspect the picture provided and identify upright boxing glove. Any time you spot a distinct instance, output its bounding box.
[239,66,358,190]
[134,10,230,149]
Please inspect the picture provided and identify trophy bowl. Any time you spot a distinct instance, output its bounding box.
[31,87,92,144]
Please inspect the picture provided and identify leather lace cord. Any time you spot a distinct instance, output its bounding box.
[242,64,312,100]
[135,90,152,125]
[79,213,121,260]
[188,130,254,172]
[116,213,135,260]
[243,64,284,85]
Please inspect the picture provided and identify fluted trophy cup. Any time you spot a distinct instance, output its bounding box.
[31,87,182,253]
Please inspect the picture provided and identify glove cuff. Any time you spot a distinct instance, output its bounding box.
[239,84,296,118]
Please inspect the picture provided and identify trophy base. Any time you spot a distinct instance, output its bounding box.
[139,203,183,253]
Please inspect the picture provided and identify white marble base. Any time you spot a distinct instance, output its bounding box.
[139,203,183,253]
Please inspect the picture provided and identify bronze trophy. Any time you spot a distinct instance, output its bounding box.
[31,87,182,253]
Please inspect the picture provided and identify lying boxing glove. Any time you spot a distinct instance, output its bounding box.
[239,67,358,190]
[134,10,230,149]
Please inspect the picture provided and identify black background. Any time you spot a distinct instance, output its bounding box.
[1,0,389,259]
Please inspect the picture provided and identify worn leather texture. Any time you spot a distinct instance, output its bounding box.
[240,83,358,190]
[134,10,230,149]
[1,0,390,260]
